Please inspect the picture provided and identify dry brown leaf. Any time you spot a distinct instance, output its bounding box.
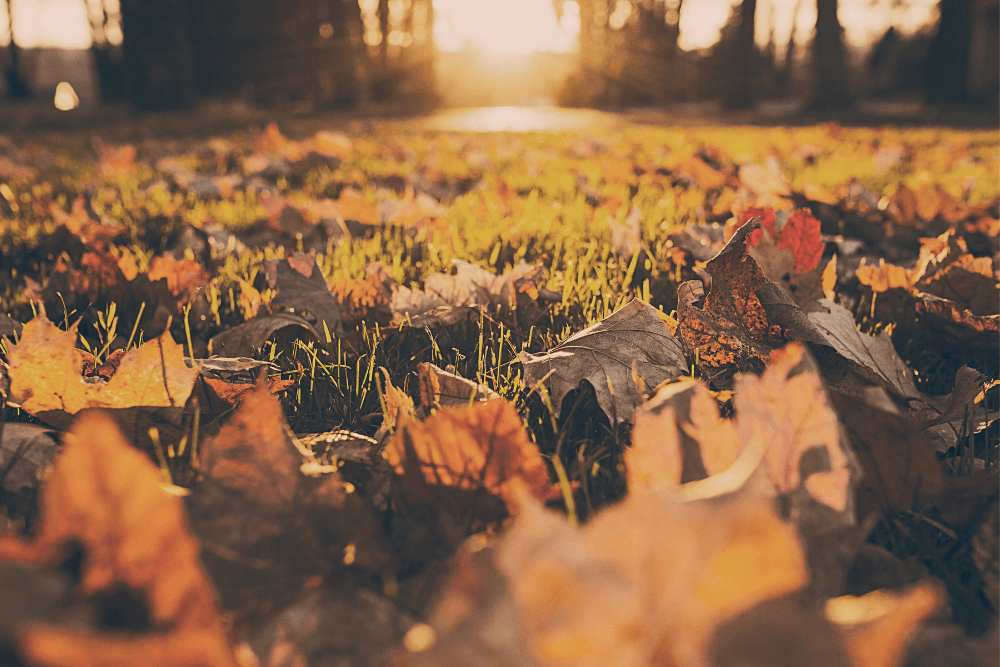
[627,378,741,490]
[914,296,999,350]
[826,583,942,667]
[676,220,793,388]
[497,489,808,667]
[807,299,921,402]
[383,399,551,514]
[198,380,344,510]
[417,362,499,409]
[6,310,197,420]
[380,367,415,432]
[735,342,856,514]
[831,392,944,517]
[520,298,687,426]
[0,411,236,667]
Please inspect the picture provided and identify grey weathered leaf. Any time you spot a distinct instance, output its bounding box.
[0,423,60,495]
[208,312,321,358]
[265,252,345,337]
[519,298,686,426]
[807,299,920,402]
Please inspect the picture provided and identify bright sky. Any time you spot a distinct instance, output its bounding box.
[2,0,941,54]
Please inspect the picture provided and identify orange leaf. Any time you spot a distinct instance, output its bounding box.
[0,411,237,666]
[337,188,380,226]
[147,256,210,299]
[383,399,551,515]
[679,156,727,191]
[6,310,198,418]
[736,342,855,513]
[827,583,942,667]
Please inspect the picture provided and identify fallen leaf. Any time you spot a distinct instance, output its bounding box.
[627,378,740,490]
[6,310,198,421]
[388,542,539,667]
[0,412,237,667]
[417,362,499,409]
[189,381,394,618]
[265,252,344,338]
[384,399,552,516]
[497,488,809,667]
[520,298,687,426]
[147,256,210,300]
[831,392,944,516]
[808,299,921,402]
[827,583,942,667]
[392,260,558,330]
[735,342,857,515]
[914,296,999,350]
[208,312,321,358]
[676,219,796,388]
[0,424,60,498]
[679,155,727,191]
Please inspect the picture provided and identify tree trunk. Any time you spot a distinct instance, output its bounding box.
[378,0,390,66]
[3,0,28,99]
[119,0,198,110]
[724,0,758,109]
[925,0,974,103]
[810,0,851,109]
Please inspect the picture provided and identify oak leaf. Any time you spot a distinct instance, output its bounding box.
[520,298,687,426]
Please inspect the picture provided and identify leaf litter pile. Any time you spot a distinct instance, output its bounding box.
[0,121,997,667]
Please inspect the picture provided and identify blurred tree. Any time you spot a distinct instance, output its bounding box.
[810,0,852,109]
[119,0,197,110]
[724,0,758,109]
[925,0,974,103]
[84,0,125,101]
[2,0,28,99]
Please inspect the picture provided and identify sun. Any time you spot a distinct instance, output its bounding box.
[435,0,580,54]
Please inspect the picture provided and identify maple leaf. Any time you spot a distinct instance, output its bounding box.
[0,411,237,667]
[6,310,198,422]
[520,298,687,426]
[189,381,395,617]
[748,211,832,313]
[496,488,809,667]
[627,378,741,490]
[735,342,858,516]
[628,342,857,517]
[383,399,552,517]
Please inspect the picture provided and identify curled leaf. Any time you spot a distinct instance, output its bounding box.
[520,298,686,426]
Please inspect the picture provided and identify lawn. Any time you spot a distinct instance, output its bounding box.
[0,118,997,667]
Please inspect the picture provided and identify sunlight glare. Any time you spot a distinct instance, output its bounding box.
[53,81,80,110]
[435,0,579,54]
